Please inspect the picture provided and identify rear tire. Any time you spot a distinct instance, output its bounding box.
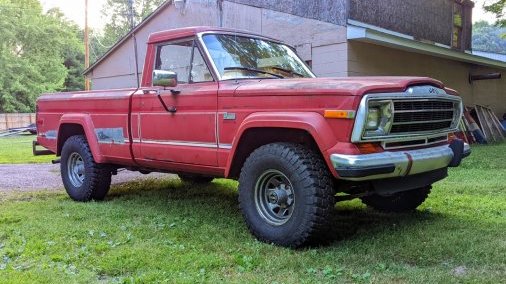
[360,186,431,213]
[178,174,214,184]
[238,143,335,248]
[60,135,112,201]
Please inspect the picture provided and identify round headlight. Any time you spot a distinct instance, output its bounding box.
[366,108,380,130]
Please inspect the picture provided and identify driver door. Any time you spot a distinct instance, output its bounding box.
[138,38,218,166]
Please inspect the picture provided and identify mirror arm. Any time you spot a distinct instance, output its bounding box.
[142,88,177,113]
[156,91,177,113]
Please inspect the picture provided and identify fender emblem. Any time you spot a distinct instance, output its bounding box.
[223,113,236,120]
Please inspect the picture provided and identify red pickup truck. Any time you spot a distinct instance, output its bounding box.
[35,27,470,247]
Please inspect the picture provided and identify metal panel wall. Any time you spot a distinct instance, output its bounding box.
[349,0,472,50]
[226,0,348,26]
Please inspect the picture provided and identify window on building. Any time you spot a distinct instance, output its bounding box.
[452,2,464,49]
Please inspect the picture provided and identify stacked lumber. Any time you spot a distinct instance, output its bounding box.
[461,105,505,144]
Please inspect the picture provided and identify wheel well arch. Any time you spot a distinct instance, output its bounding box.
[227,127,326,179]
[57,123,85,156]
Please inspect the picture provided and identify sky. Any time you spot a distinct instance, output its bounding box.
[41,0,498,31]
[40,0,108,30]
[473,0,498,23]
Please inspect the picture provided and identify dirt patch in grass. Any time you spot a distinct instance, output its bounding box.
[0,163,169,192]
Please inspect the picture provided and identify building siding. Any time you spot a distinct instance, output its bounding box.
[349,0,469,49]
[256,7,347,55]
[347,41,506,116]
[471,65,506,117]
[312,43,348,77]
[226,0,348,26]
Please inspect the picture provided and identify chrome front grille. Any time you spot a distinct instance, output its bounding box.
[390,100,457,134]
[393,101,454,111]
[382,135,448,150]
[351,85,463,144]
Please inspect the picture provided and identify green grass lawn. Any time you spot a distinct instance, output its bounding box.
[0,144,505,283]
[0,134,55,164]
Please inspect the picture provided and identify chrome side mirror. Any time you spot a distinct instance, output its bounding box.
[153,70,177,88]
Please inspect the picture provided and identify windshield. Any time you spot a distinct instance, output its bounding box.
[201,34,315,80]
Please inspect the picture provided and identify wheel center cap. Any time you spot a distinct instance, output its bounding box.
[268,189,288,205]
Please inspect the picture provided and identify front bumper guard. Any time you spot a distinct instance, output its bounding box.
[331,140,470,181]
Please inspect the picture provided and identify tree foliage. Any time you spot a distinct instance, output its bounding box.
[472,21,506,53]
[46,8,86,92]
[483,0,505,28]
[91,0,165,63]
[0,0,84,113]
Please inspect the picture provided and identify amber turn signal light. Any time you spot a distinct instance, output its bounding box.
[324,110,356,119]
[357,143,382,154]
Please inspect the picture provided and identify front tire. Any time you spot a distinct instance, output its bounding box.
[238,143,335,247]
[360,186,431,213]
[61,135,112,201]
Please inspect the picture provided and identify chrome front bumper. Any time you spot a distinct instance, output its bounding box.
[331,141,471,181]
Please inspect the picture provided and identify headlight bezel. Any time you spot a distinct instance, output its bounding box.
[363,100,394,137]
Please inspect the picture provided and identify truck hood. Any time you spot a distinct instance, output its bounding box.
[232,76,445,97]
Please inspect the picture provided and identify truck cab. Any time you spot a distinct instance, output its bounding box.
[35,27,470,247]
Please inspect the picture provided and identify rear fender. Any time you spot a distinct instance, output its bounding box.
[58,114,104,163]
[225,112,337,177]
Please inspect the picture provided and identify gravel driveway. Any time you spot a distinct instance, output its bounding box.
[0,163,169,192]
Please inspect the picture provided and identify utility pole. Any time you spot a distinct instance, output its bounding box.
[129,0,140,88]
[128,0,135,28]
[84,0,90,91]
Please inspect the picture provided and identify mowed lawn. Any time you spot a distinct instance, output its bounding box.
[0,143,504,283]
[0,135,54,164]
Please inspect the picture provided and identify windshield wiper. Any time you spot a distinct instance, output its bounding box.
[223,67,284,79]
[270,66,304,78]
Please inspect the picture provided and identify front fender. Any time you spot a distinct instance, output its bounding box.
[224,112,337,177]
[58,114,104,163]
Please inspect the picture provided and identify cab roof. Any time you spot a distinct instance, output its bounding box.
[147,26,280,44]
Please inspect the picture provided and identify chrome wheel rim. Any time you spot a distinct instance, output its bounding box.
[254,170,295,226]
[67,152,85,187]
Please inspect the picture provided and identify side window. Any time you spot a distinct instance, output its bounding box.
[155,40,214,84]
[190,46,213,83]
[155,40,193,83]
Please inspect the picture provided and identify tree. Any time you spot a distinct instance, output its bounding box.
[46,8,85,92]
[483,0,505,28]
[0,0,85,112]
[91,0,165,63]
[472,21,506,53]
